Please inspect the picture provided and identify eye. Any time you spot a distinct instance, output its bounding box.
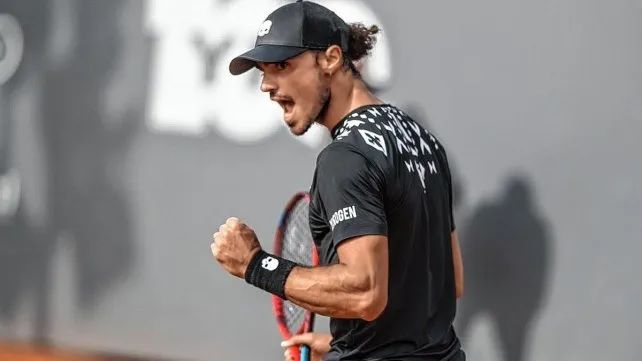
[276,61,289,70]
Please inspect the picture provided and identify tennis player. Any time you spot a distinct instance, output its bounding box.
[211,1,465,360]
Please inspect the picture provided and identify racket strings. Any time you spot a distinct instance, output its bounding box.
[282,200,313,266]
[284,300,306,331]
[281,198,314,333]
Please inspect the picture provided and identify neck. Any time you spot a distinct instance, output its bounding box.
[318,73,382,133]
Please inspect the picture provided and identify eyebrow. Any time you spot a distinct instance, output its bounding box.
[255,61,282,72]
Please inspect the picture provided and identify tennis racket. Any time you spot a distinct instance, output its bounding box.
[272,192,319,361]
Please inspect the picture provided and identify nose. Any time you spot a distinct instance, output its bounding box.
[260,73,277,93]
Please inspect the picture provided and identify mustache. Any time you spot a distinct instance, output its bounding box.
[270,92,294,103]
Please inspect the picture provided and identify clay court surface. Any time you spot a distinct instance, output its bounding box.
[0,341,173,361]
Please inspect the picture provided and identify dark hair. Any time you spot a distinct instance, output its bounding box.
[343,23,380,77]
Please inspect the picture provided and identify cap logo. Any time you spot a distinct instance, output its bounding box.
[257,20,272,37]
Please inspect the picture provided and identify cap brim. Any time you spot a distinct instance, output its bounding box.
[229,45,307,75]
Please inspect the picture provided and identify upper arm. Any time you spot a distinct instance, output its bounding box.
[316,143,388,247]
[336,234,389,320]
[316,143,389,319]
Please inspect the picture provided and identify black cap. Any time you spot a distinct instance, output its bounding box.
[229,0,350,75]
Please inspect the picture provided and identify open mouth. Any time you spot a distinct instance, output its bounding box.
[275,99,295,118]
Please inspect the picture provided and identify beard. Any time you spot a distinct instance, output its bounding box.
[292,70,331,136]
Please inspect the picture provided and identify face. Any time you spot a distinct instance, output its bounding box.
[258,51,330,136]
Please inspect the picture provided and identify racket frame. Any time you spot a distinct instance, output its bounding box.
[272,192,320,361]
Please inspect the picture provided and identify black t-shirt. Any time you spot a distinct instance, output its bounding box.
[309,104,461,360]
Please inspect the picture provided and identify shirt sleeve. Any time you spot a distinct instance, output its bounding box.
[447,164,456,232]
[439,144,456,232]
[316,142,388,247]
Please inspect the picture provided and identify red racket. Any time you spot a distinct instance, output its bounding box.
[272,192,319,361]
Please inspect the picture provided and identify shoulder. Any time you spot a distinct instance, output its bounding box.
[325,105,393,165]
[314,139,386,190]
[316,141,371,173]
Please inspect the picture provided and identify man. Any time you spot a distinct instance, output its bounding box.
[211,1,465,360]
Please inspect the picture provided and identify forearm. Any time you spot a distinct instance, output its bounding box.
[284,263,383,320]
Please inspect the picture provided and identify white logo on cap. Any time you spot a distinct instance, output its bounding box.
[257,20,272,37]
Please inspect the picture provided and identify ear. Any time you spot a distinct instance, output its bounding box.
[320,45,344,75]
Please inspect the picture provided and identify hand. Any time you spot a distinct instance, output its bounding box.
[211,217,261,278]
[281,333,332,361]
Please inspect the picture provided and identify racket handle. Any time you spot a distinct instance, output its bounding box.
[300,345,311,361]
[287,346,301,361]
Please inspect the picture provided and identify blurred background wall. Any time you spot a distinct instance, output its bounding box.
[0,0,640,360]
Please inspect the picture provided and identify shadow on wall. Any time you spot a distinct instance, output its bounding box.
[456,174,553,361]
[382,104,552,361]
[0,0,146,343]
[0,0,51,343]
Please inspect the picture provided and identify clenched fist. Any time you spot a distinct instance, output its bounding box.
[211,217,262,278]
